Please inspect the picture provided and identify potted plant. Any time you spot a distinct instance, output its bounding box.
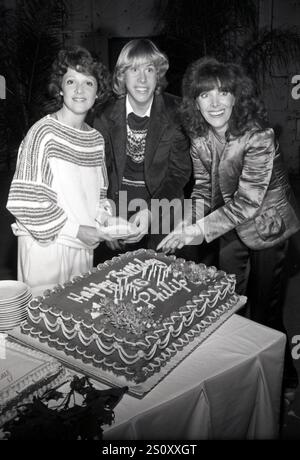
[0,0,67,279]
[160,0,300,95]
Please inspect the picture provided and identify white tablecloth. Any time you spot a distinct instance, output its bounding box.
[104,314,286,440]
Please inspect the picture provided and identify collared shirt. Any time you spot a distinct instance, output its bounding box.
[126,94,153,118]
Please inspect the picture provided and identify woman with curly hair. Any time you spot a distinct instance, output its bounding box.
[7,46,115,290]
[158,57,300,335]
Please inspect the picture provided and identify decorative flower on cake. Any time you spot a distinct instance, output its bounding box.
[94,300,156,336]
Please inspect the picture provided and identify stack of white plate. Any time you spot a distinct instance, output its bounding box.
[0,280,32,332]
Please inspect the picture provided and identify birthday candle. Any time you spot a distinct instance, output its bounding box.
[156,265,161,286]
[148,264,154,280]
[142,266,147,279]
[156,266,161,286]
[118,278,123,300]
[158,265,164,286]
[123,277,128,296]
[113,285,118,304]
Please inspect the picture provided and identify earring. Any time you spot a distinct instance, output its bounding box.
[59,91,63,96]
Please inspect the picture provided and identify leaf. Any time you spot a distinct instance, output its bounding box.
[2,375,128,440]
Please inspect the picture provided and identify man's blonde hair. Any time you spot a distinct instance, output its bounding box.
[112,39,169,97]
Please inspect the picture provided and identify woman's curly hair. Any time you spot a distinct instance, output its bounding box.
[180,57,268,139]
[48,46,111,108]
[112,39,169,97]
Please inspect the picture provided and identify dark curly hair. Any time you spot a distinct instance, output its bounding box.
[180,57,268,139]
[48,46,111,108]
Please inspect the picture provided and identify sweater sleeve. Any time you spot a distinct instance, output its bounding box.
[95,145,114,224]
[7,122,70,243]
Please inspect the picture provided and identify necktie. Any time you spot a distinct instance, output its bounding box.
[127,112,149,130]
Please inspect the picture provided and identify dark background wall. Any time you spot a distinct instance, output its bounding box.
[1,0,300,273]
[1,0,300,172]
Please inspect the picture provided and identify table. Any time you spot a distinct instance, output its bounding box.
[102,314,286,440]
[3,313,286,440]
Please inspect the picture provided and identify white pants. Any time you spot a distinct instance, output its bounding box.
[17,236,93,290]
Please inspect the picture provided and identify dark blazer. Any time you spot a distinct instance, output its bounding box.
[191,127,300,249]
[93,93,192,205]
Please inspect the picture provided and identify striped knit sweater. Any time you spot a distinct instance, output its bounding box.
[7,115,110,245]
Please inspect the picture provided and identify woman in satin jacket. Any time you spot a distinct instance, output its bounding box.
[158,57,300,335]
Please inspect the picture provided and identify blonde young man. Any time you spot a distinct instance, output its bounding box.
[93,39,192,264]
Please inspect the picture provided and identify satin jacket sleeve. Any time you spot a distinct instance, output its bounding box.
[198,129,276,242]
[190,138,212,221]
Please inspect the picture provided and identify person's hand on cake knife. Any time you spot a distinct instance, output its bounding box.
[157,222,204,254]
[159,219,191,254]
